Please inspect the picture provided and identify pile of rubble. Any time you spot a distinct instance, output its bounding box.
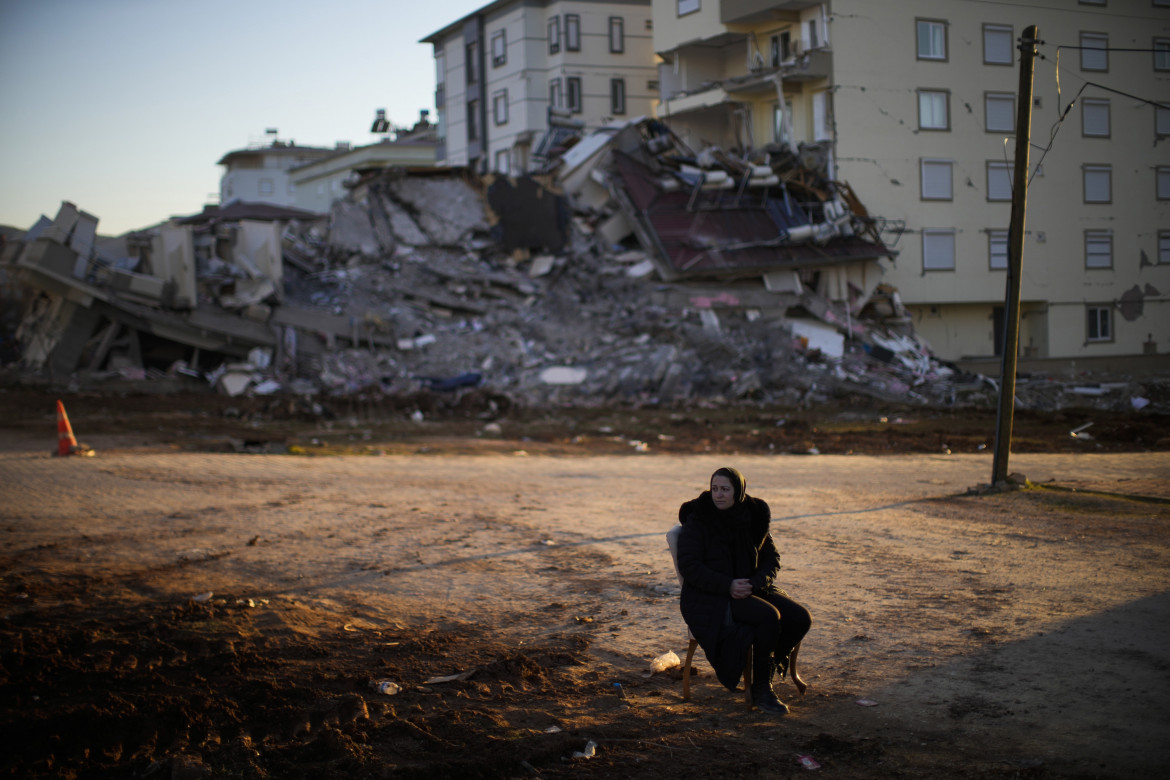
[1,119,1162,414]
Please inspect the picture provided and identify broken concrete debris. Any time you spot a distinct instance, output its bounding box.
[2,132,1164,414]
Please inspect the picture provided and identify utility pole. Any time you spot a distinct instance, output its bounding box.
[991,25,1039,486]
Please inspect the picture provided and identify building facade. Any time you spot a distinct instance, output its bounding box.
[653,0,1169,363]
[217,141,337,210]
[423,0,657,174]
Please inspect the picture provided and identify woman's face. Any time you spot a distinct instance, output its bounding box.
[711,475,735,510]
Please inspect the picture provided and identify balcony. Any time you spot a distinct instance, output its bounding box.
[720,0,821,25]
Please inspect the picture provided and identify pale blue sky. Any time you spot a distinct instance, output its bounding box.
[0,0,486,235]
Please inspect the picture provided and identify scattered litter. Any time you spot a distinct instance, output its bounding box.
[798,755,822,770]
[855,698,879,707]
[191,592,213,603]
[370,680,401,695]
[423,670,475,685]
[1131,396,1150,410]
[543,725,563,734]
[571,740,598,760]
[647,650,681,675]
[1070,422,1094,440]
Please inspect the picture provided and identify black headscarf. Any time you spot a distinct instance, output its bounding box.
[711,466,747,506]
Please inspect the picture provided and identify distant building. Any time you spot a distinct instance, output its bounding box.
[217,140,336,210]
[422,0,657,174]
[218,115,438,214]
[652,0,1170,364]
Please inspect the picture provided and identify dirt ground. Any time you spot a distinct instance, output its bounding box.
[2,391,1169,779]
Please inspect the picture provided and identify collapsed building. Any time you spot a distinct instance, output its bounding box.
[2,119,1158,413]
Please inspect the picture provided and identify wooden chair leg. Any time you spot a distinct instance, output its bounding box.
[788,641,807,696]
[743,645,753,708]
[683,638,698,701]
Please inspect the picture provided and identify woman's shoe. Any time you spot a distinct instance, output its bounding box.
[751,684,789,715]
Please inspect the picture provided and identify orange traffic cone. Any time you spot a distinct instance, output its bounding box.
[54,400,94,457]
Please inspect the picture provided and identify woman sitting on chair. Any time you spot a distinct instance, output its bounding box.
[676,467,811,715]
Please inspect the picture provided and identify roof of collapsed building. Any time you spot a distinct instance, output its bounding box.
[1,118,1164,415]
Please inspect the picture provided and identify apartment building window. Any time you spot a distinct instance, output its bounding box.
[985,92,1014,132]
[918,89,949,130]
[922,229,956,271]
[1083,164,1111,203]
[610,17,625,53]
[1155,38,1170,71]
[549,77,563,108]
[567,77,582,113]
[678,0,700,15]
[1087,306,1112,342]
[988,230,1009,270]
[917,19,946,61]
[1159,231,1170,264]
[920,159,953,200]
[491,30,507,67]
[1158,105,1170,136]
[467,100,479,141]
[493,89,508,125]
[808,19,819,49]
[983,24,1013,65]
[1157,167,1170,199]
[466,42,478,84]
[1081,98,1110,137]
[259,178,274,195]
[494,149,510,175]
[987,162,1013,201]
[1080,32,1108,71]
[549,17,561,54]
[566,14,580,52]
[771,32,791,66]
[1085,230,1113,268]
[611,78,626,115]
[773,98,793,145]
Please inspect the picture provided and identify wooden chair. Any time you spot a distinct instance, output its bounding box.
[666,523,807,706]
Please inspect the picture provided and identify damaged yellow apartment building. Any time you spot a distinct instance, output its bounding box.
[428,0,1169,366]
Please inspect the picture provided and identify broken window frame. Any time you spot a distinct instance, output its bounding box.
[549,77,563,109]
[1158,230,1170,264]
[1082,164,1112,203]
[567,77,583,113]
[493,89,509,125]
[610,78,626,115]
[1086,305,1113,342]
[922,228,956,272]
[986,161,1012,202]
[1085,230,1113,269]
[494,149,510,175]
[1156,38,1170,71]
[1080,31,1108,72]
[491,29,507,68]
[1081,98,1110,137]
[988,230,1009,270]
[566,14,581,52]
[984,92,1014,133]
[609,17,625,53]
[1157,166,1170,199]
[916,19,947,61]
[917,89,949,131]
[982,24,1013,66]
[549,17,561,54]
[919,158,953,201]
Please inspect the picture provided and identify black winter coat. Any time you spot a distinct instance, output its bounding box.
[676,491,781,690]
